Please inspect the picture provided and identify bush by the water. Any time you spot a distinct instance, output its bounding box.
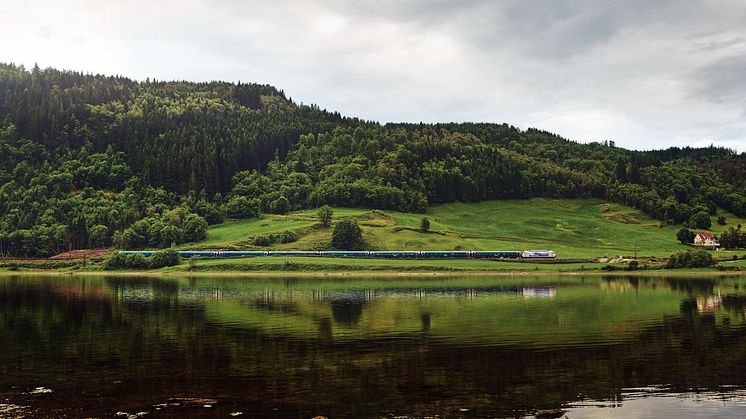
[331,220,364,250]
[126,253,149,269]
[666,249,714,269]
[105,250,182,270]
[0,260,84,270]
[104,252,129,270]
[149,249,182,268]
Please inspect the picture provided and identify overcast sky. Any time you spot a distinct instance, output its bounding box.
[2,0,745,151]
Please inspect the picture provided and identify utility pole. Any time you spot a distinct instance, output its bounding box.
[634,240,637,259]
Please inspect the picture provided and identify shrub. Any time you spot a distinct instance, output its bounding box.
[318,205,333,228]
[717,215,727,225]
[331,220,364,250]
[627,260,640,270]
[254,235,274,246]
[676,227,695,244]
[666,249,714,269]
[420,217,430,232]
[104,252,128,270]
[126,253,149,269]
[269,196,290,214]
[278,230,299,244]
[188,255,199,271]
[149,249,181,269]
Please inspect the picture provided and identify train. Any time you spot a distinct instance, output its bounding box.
[521,250,556,258]
[119,250,556,259]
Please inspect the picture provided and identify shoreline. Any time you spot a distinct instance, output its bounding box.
[0,268,743,278]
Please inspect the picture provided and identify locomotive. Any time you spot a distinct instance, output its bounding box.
[520,250,557,258]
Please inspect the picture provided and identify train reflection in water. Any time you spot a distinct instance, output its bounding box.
[522,288,557,298]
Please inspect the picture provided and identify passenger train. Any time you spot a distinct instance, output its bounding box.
[120,250,556,259]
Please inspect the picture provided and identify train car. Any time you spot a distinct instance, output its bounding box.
[521,250,556,258]
[265,251,318,257]
[472,251,522,259]
[371,251,413,259]
[319,251,368,258]
[223,251,265,257]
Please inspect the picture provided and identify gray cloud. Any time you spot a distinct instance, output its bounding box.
[691,55,746,104]
[0,0,745,151]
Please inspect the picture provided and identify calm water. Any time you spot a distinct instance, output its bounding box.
[2,274,746,418]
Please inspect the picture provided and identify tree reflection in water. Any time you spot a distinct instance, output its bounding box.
[1,274,745,418]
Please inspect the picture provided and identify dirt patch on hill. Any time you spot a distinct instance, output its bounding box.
[51,248,112,261]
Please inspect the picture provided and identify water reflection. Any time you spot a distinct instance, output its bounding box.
[521,287,556,298]
[1,274,746,418]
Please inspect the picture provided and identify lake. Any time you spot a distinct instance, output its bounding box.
[2,274,746,418]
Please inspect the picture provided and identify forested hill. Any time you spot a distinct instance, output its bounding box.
[0,62,372,194]
[1,62,745,256]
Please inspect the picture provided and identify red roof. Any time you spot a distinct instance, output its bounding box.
[697,232,716,240]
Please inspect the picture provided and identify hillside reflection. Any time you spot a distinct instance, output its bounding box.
[2,275,746,418]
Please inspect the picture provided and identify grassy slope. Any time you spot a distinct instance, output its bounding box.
[710,209,746,235]
[183,198,743,259]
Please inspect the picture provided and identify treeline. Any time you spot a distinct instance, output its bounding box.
[1,62,745,256]
[0,62,369,194]
[225,125,746,224]
[0,133,215,256]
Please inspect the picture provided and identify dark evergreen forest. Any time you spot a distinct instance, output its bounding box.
[1,63,744,256]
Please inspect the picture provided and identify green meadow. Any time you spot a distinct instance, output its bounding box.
[182,198,745,259]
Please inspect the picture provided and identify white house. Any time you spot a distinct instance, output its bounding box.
[694,232,719,248]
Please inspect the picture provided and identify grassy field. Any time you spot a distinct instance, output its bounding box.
[162,256,599,273]
[718,259,746,269]
[181,198,744,259]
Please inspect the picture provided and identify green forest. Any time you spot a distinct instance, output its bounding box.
[1,62,745,256]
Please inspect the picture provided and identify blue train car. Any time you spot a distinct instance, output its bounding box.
[472,251,522,259]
